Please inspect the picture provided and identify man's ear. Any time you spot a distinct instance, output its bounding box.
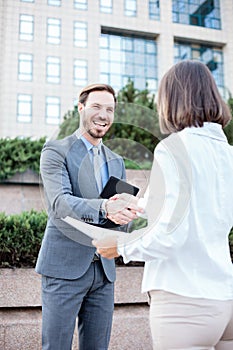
[78,102,84,113]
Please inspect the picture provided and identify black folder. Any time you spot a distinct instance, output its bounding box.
[96,176,139,228]
[100,176,139,199]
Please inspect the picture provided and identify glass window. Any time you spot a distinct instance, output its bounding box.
[100,32,157,93]
[19,14,34,41]
[46,57,61,84]
[172,0,221,29]
[46,97,60,124]
[149,0,160,20]
[18,53,33,81]
[47,18,61,44]
[74,21,87,47]
[74,59,88,86]
[100,0,112,13]
[125,0,137,17]
[174,41,225,96]
[17,94,32,123]
[48,0,61,6]
[74,0,87,10]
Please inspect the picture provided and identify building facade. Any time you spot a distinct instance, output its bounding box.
[0,0,233,138]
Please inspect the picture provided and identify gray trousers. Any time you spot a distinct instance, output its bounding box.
[41,260,114,350]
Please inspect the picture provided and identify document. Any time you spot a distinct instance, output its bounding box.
[62,216,120,239]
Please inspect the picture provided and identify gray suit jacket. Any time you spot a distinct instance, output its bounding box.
[35,131,126,282]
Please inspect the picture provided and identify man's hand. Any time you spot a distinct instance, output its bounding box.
[105,193,144,225]
[92,236,119,259]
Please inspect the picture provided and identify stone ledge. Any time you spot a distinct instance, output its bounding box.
[2,169,41,185]
[0,266,147,307]
[1,169,150,189]
[0,309,42,350]
[110,305,152,350]
[0,169,150,214]
[0,305,152,350]
[0,267,152,349]
[0,269,41,308]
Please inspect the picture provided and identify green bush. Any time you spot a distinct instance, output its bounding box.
[0,210,47,268]
[0,209,232,268]
[0,137,46,180]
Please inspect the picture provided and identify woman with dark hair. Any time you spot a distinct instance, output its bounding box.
[93,60,233,350]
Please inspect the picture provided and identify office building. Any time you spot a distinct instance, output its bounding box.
[0,0,232,138]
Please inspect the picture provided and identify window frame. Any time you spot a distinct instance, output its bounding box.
[100,0,113,14]
[74,0,88,10]
[172,0,221,30]
[100,31,158,93]
[74,59,88,86]
[174,41,225,96]
[46,56,61,84]
[17,94,32,123]
[18,53,33,81]
[47,17,62,45]
[124,0,137,17]
[19,14,34,41]
[74,21,88,47]
[45,96,61,125]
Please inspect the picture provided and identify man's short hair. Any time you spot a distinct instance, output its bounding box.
[78,83,117,105]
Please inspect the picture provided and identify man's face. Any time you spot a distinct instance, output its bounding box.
[78,90,115,143]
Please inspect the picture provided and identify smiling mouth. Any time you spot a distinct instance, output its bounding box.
[93,120,108,127]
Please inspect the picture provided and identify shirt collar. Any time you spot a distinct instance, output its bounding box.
[181,122,228,142]
[79,134,102,152]
[80,136,93,152]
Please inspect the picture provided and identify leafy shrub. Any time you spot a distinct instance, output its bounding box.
[0,210,232,268]
[0,210,47,268]
[0,137,46,180]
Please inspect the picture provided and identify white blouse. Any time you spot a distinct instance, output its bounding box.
[118,123,233,300]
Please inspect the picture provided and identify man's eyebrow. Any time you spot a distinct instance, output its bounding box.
[89,103,114,108]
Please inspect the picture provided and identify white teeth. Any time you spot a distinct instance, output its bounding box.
[94,121,107,127]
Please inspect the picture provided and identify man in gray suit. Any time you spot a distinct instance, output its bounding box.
[36,84,140,350]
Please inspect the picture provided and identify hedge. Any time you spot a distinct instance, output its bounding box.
[0,137,46,180]
[0,210,47,268]
[0,210,232,268]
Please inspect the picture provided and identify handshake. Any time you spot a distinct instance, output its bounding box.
[103,193,145,226]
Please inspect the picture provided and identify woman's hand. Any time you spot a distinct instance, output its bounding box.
[105,193,144,225]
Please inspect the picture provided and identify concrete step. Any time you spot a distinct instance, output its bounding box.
[0,267,153,349]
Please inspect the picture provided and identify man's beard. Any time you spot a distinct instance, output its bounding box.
[87,127,106,139]
[83,118,110,139]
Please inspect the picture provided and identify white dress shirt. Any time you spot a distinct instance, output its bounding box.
[118,122,233,300]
